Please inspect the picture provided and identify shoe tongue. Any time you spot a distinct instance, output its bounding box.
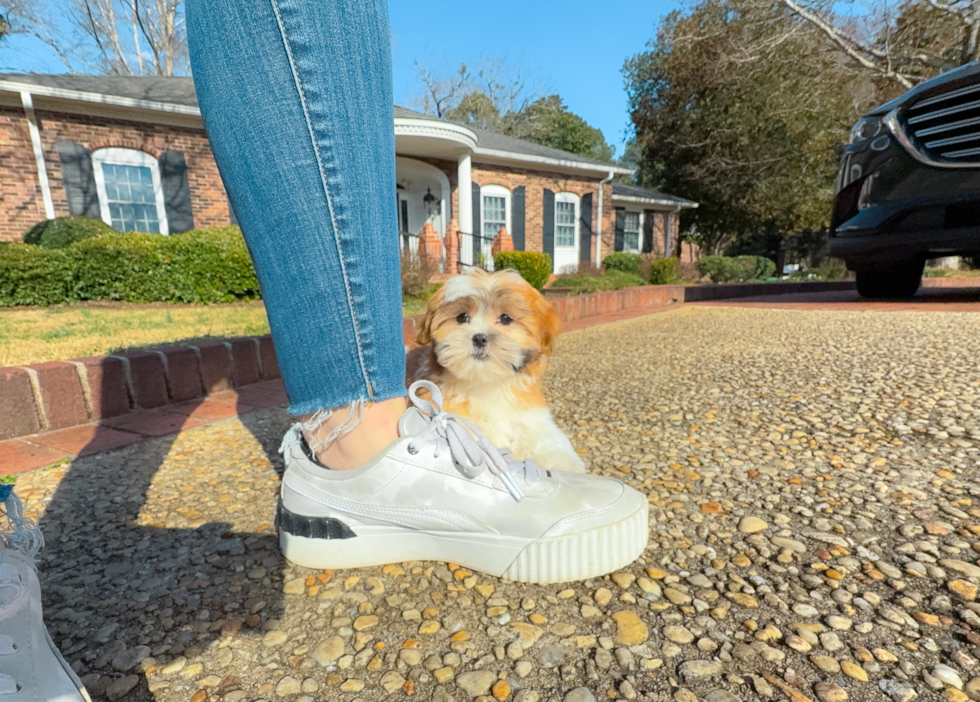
[398,407,429,437]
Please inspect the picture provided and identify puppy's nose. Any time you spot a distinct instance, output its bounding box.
[472,333,488,348]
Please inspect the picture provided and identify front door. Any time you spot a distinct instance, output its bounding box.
[553,194,579,273]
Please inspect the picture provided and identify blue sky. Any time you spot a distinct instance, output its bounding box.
[3,0,674,155]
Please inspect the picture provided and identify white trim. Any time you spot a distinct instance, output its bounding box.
[91,147,170,235]
[553,192,580,274]
[474,146,633,176]
[457,154,473,235]
[0,80,199,116]
[613,194,698,208]
[479,184,511,240]
[21,91,55,220]
[395,118,478,151]
[622,208,642,255]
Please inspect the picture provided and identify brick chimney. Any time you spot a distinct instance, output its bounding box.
[492,225,514,256]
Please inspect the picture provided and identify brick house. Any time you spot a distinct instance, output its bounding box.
[2,74,697,273]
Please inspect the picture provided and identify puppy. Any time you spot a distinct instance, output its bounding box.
[407,267,586,473]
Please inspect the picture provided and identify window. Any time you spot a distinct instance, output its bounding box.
[480,185,510,241]
[92,148,169,235]
[556,201,576,247]
[623,211,641,253]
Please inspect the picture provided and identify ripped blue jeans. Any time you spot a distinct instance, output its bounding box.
[187,0,405,417]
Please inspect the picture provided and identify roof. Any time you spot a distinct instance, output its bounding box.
[2,73,627,172]
[612,182,698,209]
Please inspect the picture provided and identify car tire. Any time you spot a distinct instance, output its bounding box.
[855,260,924,299]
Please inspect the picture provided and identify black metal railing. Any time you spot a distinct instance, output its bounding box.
[456,230,495,270]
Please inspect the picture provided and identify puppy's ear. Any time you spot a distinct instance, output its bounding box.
[531,288,561,356]
[415,285,445,347]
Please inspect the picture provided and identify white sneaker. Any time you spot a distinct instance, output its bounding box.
[276,380,649,584]
[0,489,90,702]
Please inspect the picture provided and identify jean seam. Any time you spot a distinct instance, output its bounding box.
[268,0,374,399]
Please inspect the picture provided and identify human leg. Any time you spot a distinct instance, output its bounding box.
[187,0,405,468]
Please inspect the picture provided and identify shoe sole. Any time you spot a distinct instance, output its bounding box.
[278,499,648,584]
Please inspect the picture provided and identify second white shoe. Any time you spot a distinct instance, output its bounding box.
[277,380,649,584]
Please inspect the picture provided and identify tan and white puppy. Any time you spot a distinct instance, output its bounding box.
[407,267,586,473]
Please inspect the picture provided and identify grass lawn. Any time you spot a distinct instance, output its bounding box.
[2,291,439,366]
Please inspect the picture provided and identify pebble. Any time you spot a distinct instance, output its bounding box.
[276,676,301,695]
[312,637,344,665]
[841,661,868,682]
[611,611,648,645]
[457,670,495,697]
[679,659,723,681]
[880,679,919,702]
[738,516,768,533]
[704,691,740,702]
[105,675,140,702]
[262,630,288,647]
[933,665,964,690]
[815,682,848,702]
[564,689,597,702]
[664,626,695,644]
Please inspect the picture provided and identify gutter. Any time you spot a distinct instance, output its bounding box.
[596,171,614,264]
[21,91,55,220]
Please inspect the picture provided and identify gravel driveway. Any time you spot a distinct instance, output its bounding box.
[14,305,980,702]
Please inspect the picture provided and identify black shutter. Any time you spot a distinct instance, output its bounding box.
[542,189,555,262]
[580,193,593,263]
[159,150,194,233]
[642,209,655,254]
[614,207,626,252]
[55,140,100,219]
[471,182,481,237]
[511,186,525,251]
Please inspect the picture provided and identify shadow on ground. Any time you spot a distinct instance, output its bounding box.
[35,388,291,701]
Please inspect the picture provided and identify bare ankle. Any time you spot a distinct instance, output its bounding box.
[300,396,407,471]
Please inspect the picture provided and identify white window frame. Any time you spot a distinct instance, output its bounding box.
[480,184,511,240]
[91,147,170,235]
[623,208,643,254]
[553,192,580,273]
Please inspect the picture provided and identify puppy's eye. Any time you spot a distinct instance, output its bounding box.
[499,314,512,326]
[456,312,469,324]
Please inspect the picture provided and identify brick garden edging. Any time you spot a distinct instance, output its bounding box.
[0,280,858,473]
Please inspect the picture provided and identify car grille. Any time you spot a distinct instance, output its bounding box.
[906,82,980,164]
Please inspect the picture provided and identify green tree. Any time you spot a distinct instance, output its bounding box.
[624,0,867,254]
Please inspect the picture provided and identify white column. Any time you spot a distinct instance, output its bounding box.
[22,91,55,220]
[457,153,473,234]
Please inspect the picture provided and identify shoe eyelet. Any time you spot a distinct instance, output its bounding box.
[407,445,419,455]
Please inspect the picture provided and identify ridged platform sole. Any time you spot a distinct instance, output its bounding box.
[279,500,649,584]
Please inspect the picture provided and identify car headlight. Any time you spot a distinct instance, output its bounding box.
[849,117,882,144]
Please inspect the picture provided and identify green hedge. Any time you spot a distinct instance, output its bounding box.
[736,255,776,281]
[1,226,260,306]
[603,252,642,274]
[557,269,647,294]
[0,244,74,306]
[23,216,114,249]
[493,251,552,290]
[647,257,678,285]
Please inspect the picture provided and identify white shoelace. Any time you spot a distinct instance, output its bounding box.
[407,380,542,501]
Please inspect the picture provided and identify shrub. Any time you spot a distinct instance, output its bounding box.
[0,243,74,306]
[493,251,552,290]
[737,255,776,281]
[554,269,647,294]
[602,252,642,274]
[23,216,114,249]
[70,227,260,303]
[790,258,848,281]
[401,251,433,297]
[1,226,260,306]
[647,257,679,285]
[696,255,745,283]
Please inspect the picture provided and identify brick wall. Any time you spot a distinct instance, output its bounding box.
[1,107,234,242]
[472,163,613,265]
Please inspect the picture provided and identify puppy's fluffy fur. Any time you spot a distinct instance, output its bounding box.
[407,267,586,473]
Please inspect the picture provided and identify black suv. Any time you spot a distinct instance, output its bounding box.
[830,62,980,298]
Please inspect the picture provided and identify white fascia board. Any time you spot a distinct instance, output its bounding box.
[0,80,200,116]
[613,194,698,209]
[474,146,633,177]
